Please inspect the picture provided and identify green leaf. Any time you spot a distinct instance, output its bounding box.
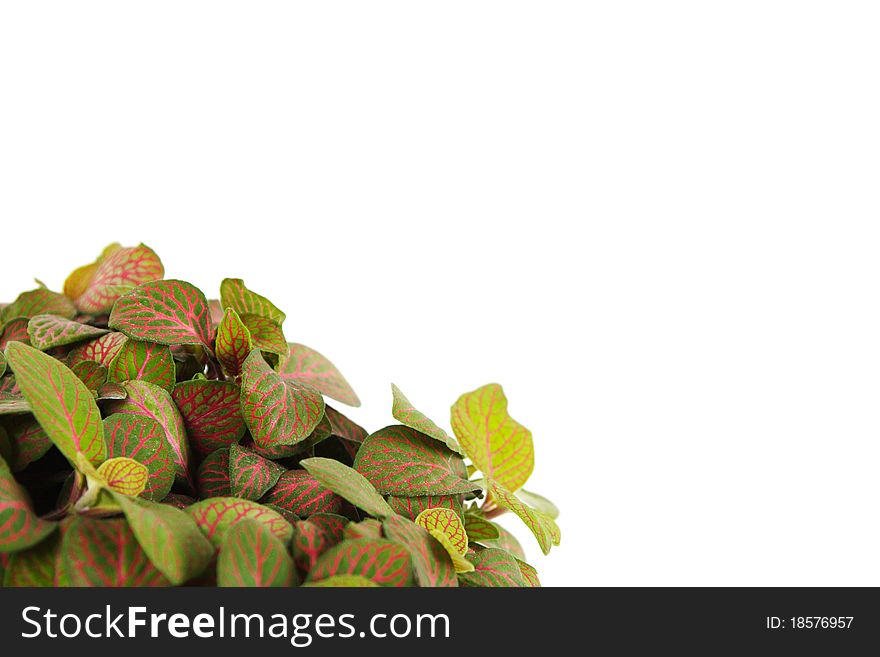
[197,448,231,498]
[344,519,384,540]
[107,380,191,486]
[4,416,52,472]
[5,341,107,467]
[112,492,213,585]
[260,469,343,517]
[61,515,169,586]
[109,279,213,348]
[302,575,379,587]
[489,482,560,555]
[464,514,500,543]
[391,384,462,454]
[228,443,285,501]
[0,350,5,377]
[281,343,360,407]
[187,497,293,547]
[240,314,289,360]
[517,559,541,587]
[0,454,56,552]
[240,350,324,450]
[214,308,252,376]
[96,457,149,497]
[458,548,526,587]
[307,538,414,587]
[353,425,480,497]
[171,379,245,455]
[71,360,108,393]
[2,531,61,586]
[217,518,295,587]
[67,332,128,368]
[428,529,474,574]
[515,488,559,520]
[220,278,286,325]
[0,317,31,348]
[64,242,122,300]
[415,507,468,555]
[324,405,367,443]
[300,457,395,519]
[2,287,76,322]
[72,243,164,315]
[103,413,174,501]
[481,523,526,560]
[108,339,176,392]
[387,494,464,521]
[292,519,343,572]
[27,315,108,351]
[382,514,457,587]
[451,383,534,492]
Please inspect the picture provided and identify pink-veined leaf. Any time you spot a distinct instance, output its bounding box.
[5,416,52,472]
[281,343,360,407]
[415,507,468,555]
[0,318,31,348]
[228,443,285,501]
[74,243,164,315]
[71,360,108,392]
[382,514,458,587]
[171,379,245,456]
[260,469,344,517]
[197,447,231,498]
[217,518,295,587]
[67,332,128,368]
[108,339,176,392]
[96,382,127,401]
[353,425,480,497]
[299,457,394,519]
[391,383,462,454]
[112,493,214,585]
[482,523,526,561]
[2,531,61,586]
[240,350,324,450]
[239,314,288,360]
[214,308,252,376]
[517,559,541,587]
[325,405,367,443]
[61,515,170,586]
[0,455,56,552]
[96,457,149,497]
[107,380,191,486]
[63,243,121,300]
[1,287,76,322]
[251,413,332,460]
[464,514,501,543]
[302,575,379,587]
[306,538,414,587]
[387,494,464,522]
[458,548,527,587]
[27,315,108,351]
[489,482,560,555]
[344,519,383,540]
[219,278,286,325]
[109,279,213,348]
[451,383,534,492]
[186,497,293,548]
[292,519,341,572]
[103,413,174,501]
[309,513,349,541]
[5,341,106,467]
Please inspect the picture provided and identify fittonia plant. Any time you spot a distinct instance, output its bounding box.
[0,243,560,587]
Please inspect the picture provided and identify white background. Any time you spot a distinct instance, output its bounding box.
[2,2,879,586]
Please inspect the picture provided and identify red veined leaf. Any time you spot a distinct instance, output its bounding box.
[464,514,501,543]
[458,548,527,587]
[61,515,170,586]
[240,350,324,450]
[489,481,560,555]
[482,523,526,560]
[96,457,149,497]
[0,454,56,552]
[162,493,196,509]
[217,518,295,587]
[387,494,464,522]
[96,382,127,400]
[197,447,231,498]
[391,384,462,454]
[0,378,30,415]
[281,343,360,407]
[515,488,560,520]
[4,416,52,472]
[1,287,76,322]
[71,360,108,392]
[5,341,107,467]
[306,538,414,587]
[303,575,379,587]
[67,332,127,368]
[219,278,286,325]
[63,243,121,300]
[109,279,213,348]
[344,519,383,540]
[108,339,176,392]
[382,514,458,587]
[300,457,394,519]
[325,405,367,443]
[112,493,213,585]
[214,308,252,376]
[415,507,468,555]
[260,469,344,517]
[250,413,332,460]
[239,314,288,360]
[27,315,108,351]
[0,318,31,348]
[262,503,299,524]
[72,244,164,315]
[103,413,174,501]
[228,443,285,501]
[353,425,480,497]
[517,559,541,587]
[107,380,191,486]
[292,519,342,572]
[451,383,534,492]
[309,513,349,541]
[186,497,293,548]
[2,531,61,586]
[171,379,245,456]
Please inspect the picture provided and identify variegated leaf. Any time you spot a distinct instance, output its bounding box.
[0,454,56,552]
[303,575,379,587]
[517,559,541,587]
[4,416,52,472]
[67,332,127,368]
[240,314,288,360]
[382,514,457,587]
[228,443,285,501]
[489,481,560,555]
[219,278,286,324]
[214,308,252,376]
[387,494,464,521]
[300,457,394,519]
[464,514,500,543]
[217,518,295,587]
[2,287,76,322]
[281,343,360,407]
[109,280,213,348]
[344,519,383,540]
[197,447,231,498]
[108,339,176,391]
[292,519,342,572]
[63,243,121,300]
[73,243,164,314]
[391,383,462,454]
[103,413,174,501]
[171,379,245,455]
[97,457,149,497]
[71,360,108,393]
[0,318,31,348]
[260,469,344,517]
[307,538,414,587]
[458,548,526,587]
[415,507,468,555]
[2,532,61,586]
[27,315,108,351]
[187,497,293,547]
[324,405,367,443]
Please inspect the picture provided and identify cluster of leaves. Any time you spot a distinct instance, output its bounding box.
[0,244,560,587]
